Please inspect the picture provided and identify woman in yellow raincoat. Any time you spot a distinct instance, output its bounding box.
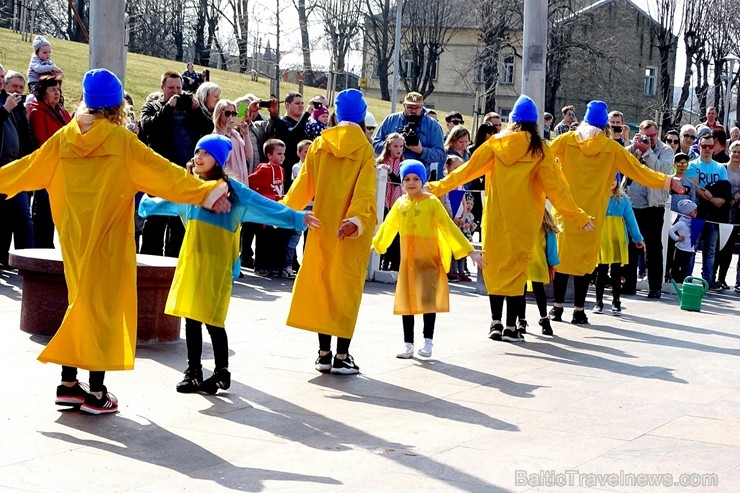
[0,69,229,414]
[372,160,483,359]
[427,95,593,343]
[547,101,684,325]
[281,89,376,375]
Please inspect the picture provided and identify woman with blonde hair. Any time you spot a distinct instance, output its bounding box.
[212,99,254,184]
[193,81,221,137]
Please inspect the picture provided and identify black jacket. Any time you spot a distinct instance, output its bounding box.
[0,90,36,166]
[265,112,310,190]
[139,96,207,166]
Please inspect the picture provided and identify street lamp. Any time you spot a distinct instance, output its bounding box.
[722,55,740,128]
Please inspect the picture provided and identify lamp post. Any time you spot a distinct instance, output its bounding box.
[521,0,548,134]
[722,55,739,128]
[390,0,403,112]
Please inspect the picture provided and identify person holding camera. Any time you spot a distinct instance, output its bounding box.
[622,120,675,299]
[0,69,36,267]
[139,70,205,258]
[608,110,629,146]
[265,92,312,192]
[373,92,446,180]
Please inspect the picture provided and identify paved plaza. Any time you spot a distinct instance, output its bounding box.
[0,264,739,492]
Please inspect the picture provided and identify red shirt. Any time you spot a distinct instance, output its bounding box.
[248,162,284,201]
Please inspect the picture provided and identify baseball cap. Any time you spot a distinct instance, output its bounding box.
[403,92,423,105]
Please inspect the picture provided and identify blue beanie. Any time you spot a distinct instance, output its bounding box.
[584,100,608,127]
[82,69,124,110]
[510,95,538,123]
[400,159,427,184]
[195,134,233,167]
[335,89,367,124]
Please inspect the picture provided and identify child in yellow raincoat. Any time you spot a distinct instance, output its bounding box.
[373,160,483,359]
[427,95,593,344]
[0,69,230,414]
[281,89,376,375]
[547,101,684,325]
[139,135,318,394]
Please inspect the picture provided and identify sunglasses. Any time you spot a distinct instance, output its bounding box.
[675,161,689,167]
[450,120,463,125]
[223,110,238,118]
[566,112,575,117]
[665,139,679,144]
[700,144,715,149]
[682,135,696,140]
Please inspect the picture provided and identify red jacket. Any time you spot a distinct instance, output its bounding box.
[28,100,71,146]
[248,162,284,201]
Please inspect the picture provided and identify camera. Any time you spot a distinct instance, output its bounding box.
[640,135,650,144]
[402,114,421,147]
[611,125,622,134]
[258,100,271,109]
[176,93,193,109]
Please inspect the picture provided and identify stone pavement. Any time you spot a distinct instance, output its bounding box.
[0,265,739,493]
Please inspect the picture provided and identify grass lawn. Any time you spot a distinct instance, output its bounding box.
[0,27,454,124]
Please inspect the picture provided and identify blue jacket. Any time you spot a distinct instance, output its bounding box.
[372,109,446,174]
[606,195,643,243]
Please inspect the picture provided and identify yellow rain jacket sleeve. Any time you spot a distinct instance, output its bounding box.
[372,194,472,315]
[549,132,668,276]
[428,132,590,296]
[281,123,377,338]
[0,117,222,371]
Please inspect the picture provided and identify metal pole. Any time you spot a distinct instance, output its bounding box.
[724,58,737,128]
[521,0,548,133]
[390,0,403,112]
[274,0,281,101]
[89,0,126,84]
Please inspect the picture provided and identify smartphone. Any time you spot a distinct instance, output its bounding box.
[237,101,249,118]
[258,100,271,108]
[229,115,242,127]
[176,93,192,109]
[312,101,322,109]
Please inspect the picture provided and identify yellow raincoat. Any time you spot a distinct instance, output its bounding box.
[428,131,591,296]
[281,123,377,339]
[372,193,473,315]
[549,132,670,276]
[0,116,223,371]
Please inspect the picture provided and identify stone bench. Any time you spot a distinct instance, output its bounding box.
[9,249,180,343]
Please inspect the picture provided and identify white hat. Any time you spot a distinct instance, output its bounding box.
[365,111,377,128]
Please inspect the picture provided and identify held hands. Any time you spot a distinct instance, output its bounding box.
[469,250,486,270]
[669,177,687,194]
[337,220,358,240]
[635,241,645,249]
[548,267,556,282]
[304,212,321,229]
[579,220,595,232]
[205,182,231,213]
[210,194,231,213]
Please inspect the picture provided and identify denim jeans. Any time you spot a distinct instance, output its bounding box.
[691,222,718,285]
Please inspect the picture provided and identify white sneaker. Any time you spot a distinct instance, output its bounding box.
[396,342,414,359]
[418,338,433,357]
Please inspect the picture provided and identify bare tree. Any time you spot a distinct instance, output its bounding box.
[363,0,395,101]
[645,0,678,131]
[673,0,708,126]
[399,0,459,98]
[293,0,318,86]
[317,0,364,92]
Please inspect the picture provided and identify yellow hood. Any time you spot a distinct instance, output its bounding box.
[489,131,534,166]
[62,116,119,158]
[315,124,369,159]
[571,131,611,157]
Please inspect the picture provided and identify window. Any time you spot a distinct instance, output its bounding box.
[499,108,511,122]
[474,61,486,84]
[500,55,514,85]
[644,67,657,97]
[402,53,414,79]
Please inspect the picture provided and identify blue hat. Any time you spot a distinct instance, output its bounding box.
[510,95,538,123]
[335,89,367,124]
[195,134,233,167]
[677,199,697,216]
[82,69,124,110]
[400,159,427,184]
[584,100,608,127]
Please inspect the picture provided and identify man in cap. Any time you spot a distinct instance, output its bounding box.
[373,91,446,180]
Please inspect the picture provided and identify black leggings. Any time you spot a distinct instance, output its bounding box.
[553,272,590,308]
[519,282,548,320]
[61,366,105,392]
[401,314,436,343]
[318,334,351,354]
[595,263,621,302]
[185,318,229,370]
[489,294,525,327]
